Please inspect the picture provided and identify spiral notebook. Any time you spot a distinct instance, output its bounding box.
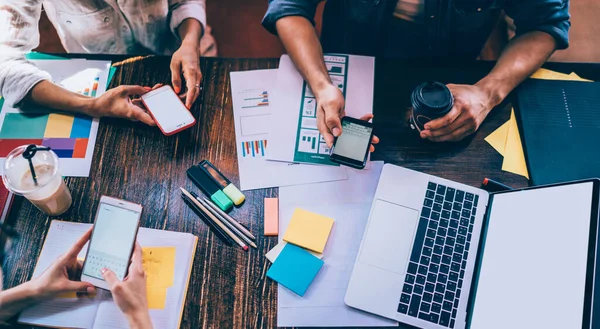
[514,79,600,185]
[18,220,197,329]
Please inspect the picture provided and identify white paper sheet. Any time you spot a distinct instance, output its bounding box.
[267,54,375,166]
[277,161,397,327]
[230,69,347,191]
[0,59,108,177]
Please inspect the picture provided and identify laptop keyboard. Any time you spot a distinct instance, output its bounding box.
[397,182,479,328]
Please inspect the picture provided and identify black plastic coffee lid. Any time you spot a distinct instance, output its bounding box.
[416,82,453,109]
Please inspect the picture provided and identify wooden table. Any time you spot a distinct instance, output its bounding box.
[4,56,599,329]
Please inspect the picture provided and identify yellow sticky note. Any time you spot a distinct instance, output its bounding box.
[142,247,176,287]
[147,286,168,309]
[283,208,334,253]
[501,109,529,179]
[44,113,74,137]
[484,121,509,156]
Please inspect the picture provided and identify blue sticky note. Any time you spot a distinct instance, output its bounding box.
[267,244,324,296]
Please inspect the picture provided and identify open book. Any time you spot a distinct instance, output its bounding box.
[18,220,197,329]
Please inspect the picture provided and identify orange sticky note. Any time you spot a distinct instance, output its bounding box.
[264,198,279,236]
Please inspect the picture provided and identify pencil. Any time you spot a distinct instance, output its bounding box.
[201,197,255,241]
[181,188,249,251]
[181,193,232,246]
[196,197,257,249]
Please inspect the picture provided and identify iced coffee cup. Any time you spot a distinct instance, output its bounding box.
[3,145,72,216]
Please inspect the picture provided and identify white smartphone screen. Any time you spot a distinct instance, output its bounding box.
[82,202,140,281]
[143,87,195,133]
[332,120,373,161]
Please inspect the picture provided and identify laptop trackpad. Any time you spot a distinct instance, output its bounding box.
[359,199,419,274]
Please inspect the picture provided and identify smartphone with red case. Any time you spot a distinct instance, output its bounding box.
[140,85,196,135]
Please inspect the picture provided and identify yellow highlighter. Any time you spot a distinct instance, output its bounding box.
[198,160,245,206]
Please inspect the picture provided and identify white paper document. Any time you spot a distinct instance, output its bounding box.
[277,161,397,327]
[267,54,375,166]
[0,59,108,177]
[230,69,347,190]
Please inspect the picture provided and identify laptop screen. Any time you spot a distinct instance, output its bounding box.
[468,181,599,329]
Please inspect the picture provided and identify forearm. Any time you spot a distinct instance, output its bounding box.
[275,16,331,92]
[25,80,97,116]
[0,282,40,322]
[177,18,204,49]
[476,31,557,107]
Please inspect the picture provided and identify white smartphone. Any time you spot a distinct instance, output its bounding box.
[140,85,196,135]
[81,196,142,290]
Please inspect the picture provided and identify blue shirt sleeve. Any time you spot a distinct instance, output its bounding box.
[262,0,322,35]
[504,0,571,49]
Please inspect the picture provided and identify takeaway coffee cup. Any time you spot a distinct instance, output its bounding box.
[3,145,72,216]
[410,81,454,132]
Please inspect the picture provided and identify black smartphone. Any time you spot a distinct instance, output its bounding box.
[329,116,374,169]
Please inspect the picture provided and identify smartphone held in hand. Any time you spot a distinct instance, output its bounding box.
[140,85,196,135]
[81,196,142,290]
[329,116,374,169]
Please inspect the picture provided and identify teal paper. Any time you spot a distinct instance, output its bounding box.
[107,66,117,89]
[25,52,67,60]
[267,244,324,296]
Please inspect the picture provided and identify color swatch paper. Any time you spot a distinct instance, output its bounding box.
[267,244,324,296]
[283,208,334,253]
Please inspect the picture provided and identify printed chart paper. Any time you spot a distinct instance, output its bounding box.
[230,69,347,190]
[277,161,397,327]
[0,59,110,177]
[267,54,375,166]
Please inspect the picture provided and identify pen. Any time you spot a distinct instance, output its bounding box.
[181,188,248,251]
[481,178,514,192]
[181,192,232,246]
[201,196,255,241]
[196,197,257,249]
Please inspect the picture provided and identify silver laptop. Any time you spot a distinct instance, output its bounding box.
[345,164,599,329]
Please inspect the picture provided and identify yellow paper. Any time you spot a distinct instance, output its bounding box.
[530,68,593,82]
[484,121,509,156]
[147,286,169,309]
[501,109,529,179]
[142,247,176,287]
[44,113,74,137]
[283,208,334,253]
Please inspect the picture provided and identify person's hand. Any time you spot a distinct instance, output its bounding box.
[171,42,202,109]
[314,83,379,151]
[28,229,96,302]
[420,84,494,142]
[102,243,151,328]
[89,85,156,126]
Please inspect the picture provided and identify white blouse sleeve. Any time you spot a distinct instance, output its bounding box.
[168,0,207,38]
[0,0,51,108]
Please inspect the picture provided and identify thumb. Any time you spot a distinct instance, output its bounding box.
[324,105,343,137]
[120,85,149,96]
[65,281,96,293]
[170,61,182,94]
[101,268,119,289]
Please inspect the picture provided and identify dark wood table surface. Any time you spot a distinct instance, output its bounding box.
[4,55,600,329]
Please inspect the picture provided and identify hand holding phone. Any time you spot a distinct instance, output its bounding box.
[329,116,374,169]
[81,196,142,290]
[140,85,196,135]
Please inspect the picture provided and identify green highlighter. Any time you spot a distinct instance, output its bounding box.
[198,160,245,206]
[186,165,233,212]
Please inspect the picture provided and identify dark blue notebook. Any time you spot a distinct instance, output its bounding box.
[514,79,600,186]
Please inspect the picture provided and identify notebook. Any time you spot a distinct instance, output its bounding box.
[514,79,600,185]
[18,220,197,329]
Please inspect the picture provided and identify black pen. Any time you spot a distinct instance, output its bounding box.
[181,191,233,246]
[482,178,514,192]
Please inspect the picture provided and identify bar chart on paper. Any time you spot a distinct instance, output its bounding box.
[241,89,269,108]
[241,140,267,158]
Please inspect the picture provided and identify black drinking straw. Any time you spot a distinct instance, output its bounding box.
[22,145,51,186]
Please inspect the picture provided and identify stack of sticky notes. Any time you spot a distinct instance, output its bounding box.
[266,208,334,296]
